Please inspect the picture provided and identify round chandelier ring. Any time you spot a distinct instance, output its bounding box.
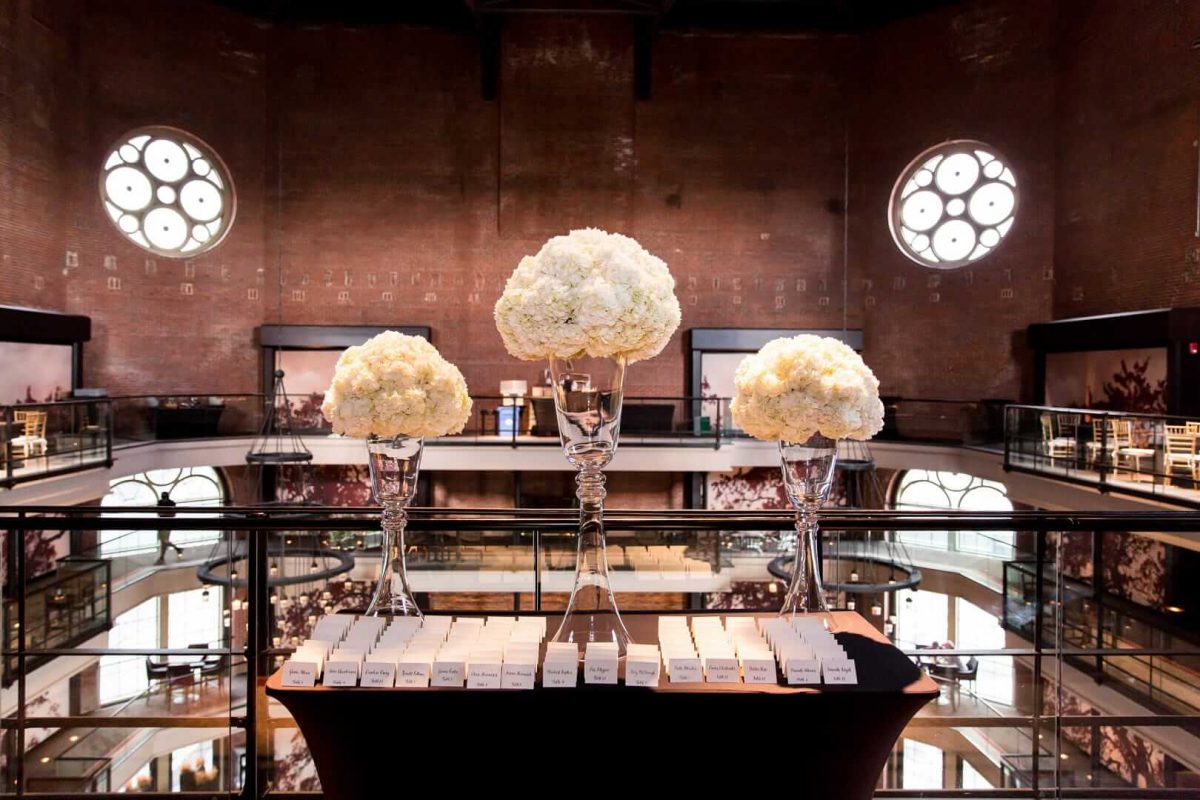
[196,545,355,588]
[767,553,922,593]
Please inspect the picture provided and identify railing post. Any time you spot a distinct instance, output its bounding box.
[533,528,541,612]
[1031,527,1046,794]
[16,510,27,798]
[104,400,113,468]
[1098,412,1109,489]
[242,520,269,800]
[1002,405,1012,472]
[4,406,13,489]
[1093,530,1104,681]
[714,398,722,450]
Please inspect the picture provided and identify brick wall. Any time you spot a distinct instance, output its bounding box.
[0,0,77,311]
[848,0,1058,402]
[1054,0,1200,316]
[1,1,1197,403]
[269,17,855,399]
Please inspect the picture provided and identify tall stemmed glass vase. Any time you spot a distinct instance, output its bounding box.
[548,355,632,653]
[779,434,838,623]
[365,435,423,617]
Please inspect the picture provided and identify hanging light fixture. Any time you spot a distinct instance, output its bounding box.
[245,370,313,466]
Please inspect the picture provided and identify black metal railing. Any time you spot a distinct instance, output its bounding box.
[1,400,113,489]
[2,556,111,685]
[0,394,1019,490]
[1004,404,1200,508]
[1,508,1199,797]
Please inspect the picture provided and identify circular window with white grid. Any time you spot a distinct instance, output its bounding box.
[888,140,1017,269]
[100,127,235,258]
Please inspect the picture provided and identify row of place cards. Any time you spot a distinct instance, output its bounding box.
[280,614,857,689]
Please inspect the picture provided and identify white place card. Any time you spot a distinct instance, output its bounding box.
[466,662,503,689]
[625,658,661,687]
[360,662,396,688]
[785,659,822,685]
[281,660,318,687]
[741,658,777,684]
[704,657,741,684]
[668,657,703,683]
[432,658,466,687]
[396,661,431,688]
[541,660,579,688]
[500,662,536,690]
[322,662,360,687]
[822,659,858,685]
[583,658,618,685]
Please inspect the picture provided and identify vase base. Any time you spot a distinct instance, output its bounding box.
[366,592,423,618]
[777,606,838,632]
[550,610,633,656]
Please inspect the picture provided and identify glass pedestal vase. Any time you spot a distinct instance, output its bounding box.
[365,434,423,618]
[547,354,632,654]
[778,434,838,627]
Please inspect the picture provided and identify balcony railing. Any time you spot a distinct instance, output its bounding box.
[1,400,113,489]
[1,393,1014,491]
[1004,404,1200,508]
[2,508,1198,798]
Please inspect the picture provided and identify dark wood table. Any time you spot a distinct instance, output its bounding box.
[267,611,937,800]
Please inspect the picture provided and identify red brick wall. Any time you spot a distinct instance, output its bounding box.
[60,0,270,394]
[0,0,77,311]
[848,0,1057,401]
[1053,0,1200,317]
[270,18,855,399]
[2,1,1197,404]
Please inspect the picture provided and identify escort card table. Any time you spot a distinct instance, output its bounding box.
[266,611,937,800]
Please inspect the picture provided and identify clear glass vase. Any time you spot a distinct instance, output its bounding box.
[778,434,838,626]
[365,434,423,617]
[547,354,632,654]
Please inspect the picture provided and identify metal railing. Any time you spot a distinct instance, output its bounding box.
[0,393,1018,490]
[1,508,1199,797]
[1,400,113,489]
[2,556,111,685]
[1004,405,1200,508]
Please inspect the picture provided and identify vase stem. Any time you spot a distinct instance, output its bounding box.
[780,507,830,618]
[550,467,632,653]
[366,500,422,617]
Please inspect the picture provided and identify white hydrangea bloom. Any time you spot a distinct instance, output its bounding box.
[731,335,884,442]
[321,331,472,439]
[493,228,682,363]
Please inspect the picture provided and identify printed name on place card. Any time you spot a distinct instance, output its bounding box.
[822,659,858,685]
[785,659,822,685]
[322,663,360,688]
[360,663,396,688]
[542,662,578,688]
[281,661,317,688]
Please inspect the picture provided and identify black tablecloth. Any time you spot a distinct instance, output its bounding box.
[266,611,936,800]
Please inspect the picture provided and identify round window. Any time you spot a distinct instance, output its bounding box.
[888,140,1017,269]
[99,127,235,258]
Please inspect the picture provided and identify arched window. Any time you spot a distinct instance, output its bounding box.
[893,469,1014,557]
[100,467,225,556]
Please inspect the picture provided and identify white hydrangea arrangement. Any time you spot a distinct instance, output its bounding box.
[494,228,682,363]
[321,331,472,439]
[731,334,884,443]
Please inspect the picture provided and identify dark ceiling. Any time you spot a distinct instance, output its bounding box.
[202,0,962,31]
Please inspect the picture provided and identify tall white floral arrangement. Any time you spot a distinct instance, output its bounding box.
[321,331,472,439]
[731,335,884,443]
[493,228,682,363]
